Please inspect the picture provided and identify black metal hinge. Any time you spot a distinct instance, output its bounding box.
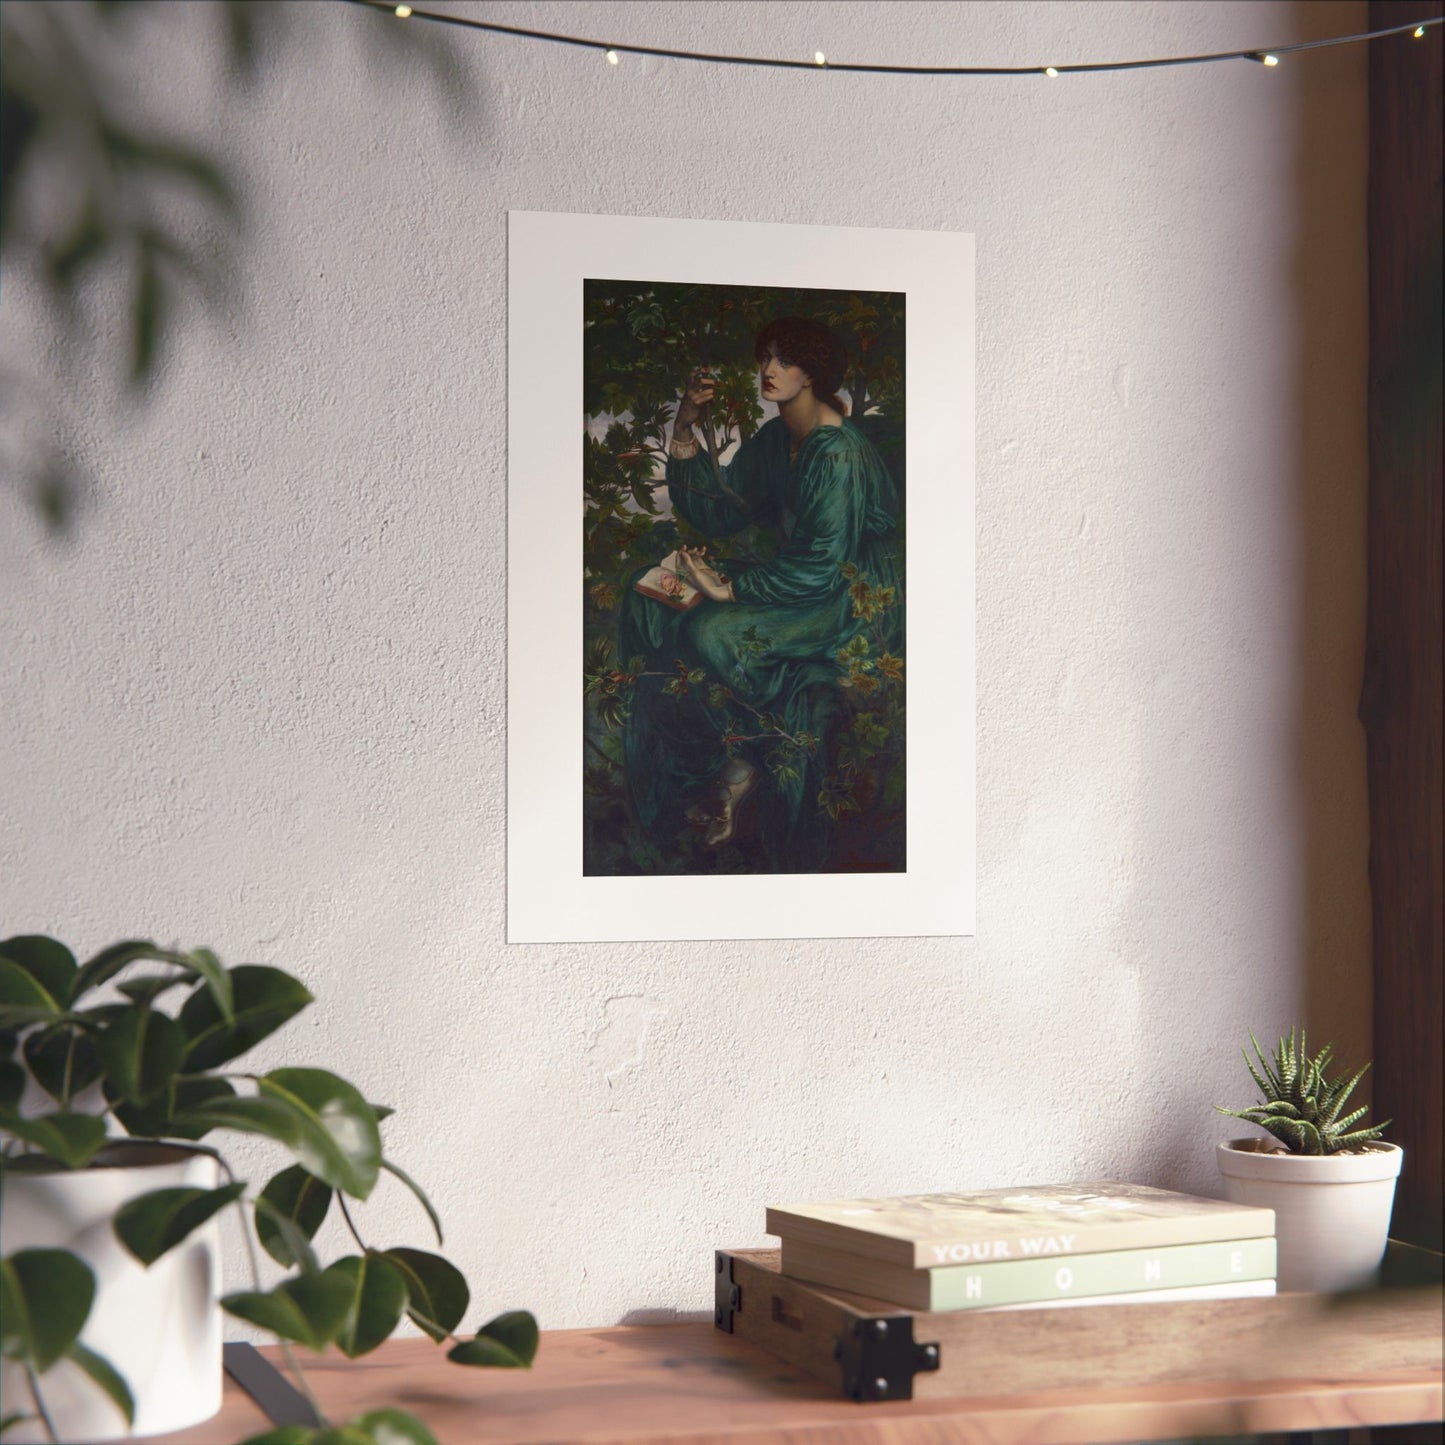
[714,1250,742,1332]
[833,1313,941,1402]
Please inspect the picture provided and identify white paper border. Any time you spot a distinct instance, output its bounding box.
[507,211,974,941]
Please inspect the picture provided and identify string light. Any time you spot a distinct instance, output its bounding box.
[341,3,1443,78]
[605,49,619,65]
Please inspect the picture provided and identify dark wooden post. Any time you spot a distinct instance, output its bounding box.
[1364,1,1443,1255]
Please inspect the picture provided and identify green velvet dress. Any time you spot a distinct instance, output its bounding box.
[618,416,901,871]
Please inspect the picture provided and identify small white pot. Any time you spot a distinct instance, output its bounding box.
[1216,1137,1403,1293]
[0,1141,224,1441]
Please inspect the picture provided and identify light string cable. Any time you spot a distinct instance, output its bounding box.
[342,2,1441,75]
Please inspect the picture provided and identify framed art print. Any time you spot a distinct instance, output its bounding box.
[507,210,974,941]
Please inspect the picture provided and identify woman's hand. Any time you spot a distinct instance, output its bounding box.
[679,546,732,603]
[674,369,716,431]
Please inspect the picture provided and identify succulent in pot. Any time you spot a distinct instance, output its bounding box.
[1215,1027,1401,1293]
[0,934,536,1445]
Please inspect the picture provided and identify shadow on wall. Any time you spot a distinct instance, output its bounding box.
[0,0,472,536]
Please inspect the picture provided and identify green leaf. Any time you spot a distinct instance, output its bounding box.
[0,1060,25,1111]
[446,1335,524,1368]
[326,1254,407,1359]
[181,948,233,1023]
[109,1074,237,1141]
[115,974,191,1007]
[447,1310,538,1368]
[179,966,313,1070]
[0,1006,61,1031]
[222,1273,354,1350]
[169,1094,315,1165]
[67,1340,135,1426]
[382,1248,469,1342]
[1330,1104,1371,1134]
[352,1409,440,1445]
[0,938,77,1008]
[479,1309,539,1365]
[1329,1062,1371,1117]
[171,1092,303,1140]
[71,941,172,1000]
[1332,1122,1391,1150]
[0,960,60,1025]
[0,1111,108,1168]
[380,1159,442,1246]
[24,1025,103,1102]
[256,1166,333,1268]
[238,1430,315,1445]
[74,1003,130,1029]
[113,1182,245,1265]
[308,1431,374,1445]
[258,1070,381,1200]
[175,1081,378,1201]
[97,1007,186,1103]
[0,1248,95,1370]
[252,1198,321,1277]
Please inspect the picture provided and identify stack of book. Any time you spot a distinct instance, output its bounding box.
[766,1181,1277,1312]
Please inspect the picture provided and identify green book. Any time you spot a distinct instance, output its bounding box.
[778,1235,1278,1311]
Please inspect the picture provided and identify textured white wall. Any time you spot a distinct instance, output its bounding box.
[0,1,1371,1331]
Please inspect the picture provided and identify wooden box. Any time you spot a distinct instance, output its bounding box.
[715,1242,1445,1404]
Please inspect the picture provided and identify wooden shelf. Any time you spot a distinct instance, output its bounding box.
[145,1241,1444,1444]
[153,1319,1442,1445]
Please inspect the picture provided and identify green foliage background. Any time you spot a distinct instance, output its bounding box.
[582,279,906,875]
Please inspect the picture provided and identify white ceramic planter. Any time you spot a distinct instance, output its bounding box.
[0,1141,224,1441]
[1216,1137,1403,1293]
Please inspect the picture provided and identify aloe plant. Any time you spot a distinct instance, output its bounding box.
[0,935,537,1445]
[1217,1026,1391,1156]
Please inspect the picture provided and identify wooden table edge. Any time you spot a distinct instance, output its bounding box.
[148,1326,1445,1445]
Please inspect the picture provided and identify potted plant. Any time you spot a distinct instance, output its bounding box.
[1,934,537,1444]
[1215,1026,1402,1293]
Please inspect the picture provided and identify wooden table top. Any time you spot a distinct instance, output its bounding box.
[153,1321,1444,1445]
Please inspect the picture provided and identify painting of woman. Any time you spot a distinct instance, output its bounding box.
[612,315,904,874]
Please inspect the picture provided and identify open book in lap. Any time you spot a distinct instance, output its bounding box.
[633,550,704,611]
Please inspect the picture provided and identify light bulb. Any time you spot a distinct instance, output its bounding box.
[814,51,826,66]
[605,49,619,65]
[1044,66,1059,78]
[1262,53,1279,66]
[1414,25,1426,38]
[394,3,412,15]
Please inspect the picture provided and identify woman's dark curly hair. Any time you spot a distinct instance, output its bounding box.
[754,316,849,416]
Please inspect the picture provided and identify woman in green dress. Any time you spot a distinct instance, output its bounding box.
[618,316,902,872]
